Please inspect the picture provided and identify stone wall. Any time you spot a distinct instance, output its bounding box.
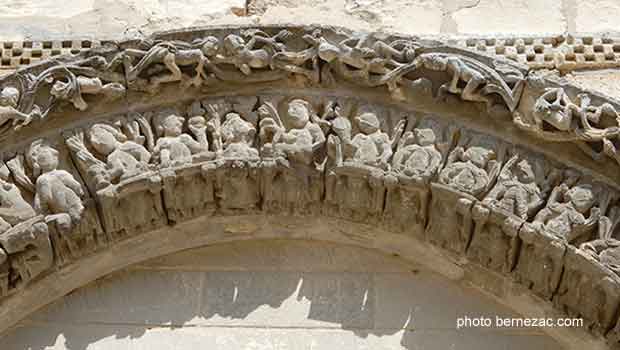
[1,0,620,41]
[2,240,563,350]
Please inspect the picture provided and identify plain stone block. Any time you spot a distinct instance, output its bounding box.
[576,0,620,33]
[451,0,565,34]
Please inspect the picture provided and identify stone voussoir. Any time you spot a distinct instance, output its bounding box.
[0,25,620,349]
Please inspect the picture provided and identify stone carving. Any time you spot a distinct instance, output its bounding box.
[208,99,260,214]
[3,26,620,345]
[0,139,100,296]
[259,97,325,215]
[468,152,561,272]
[554,242,620,335]
[383,117,456,236]
[552,203,620,334]
[530,173,602,244]
[513,171,608,300]
[65,116,165,240]
[121,38,217,89]
[409,53,524,112]
[324,102,405,223]
[0,87,40,134]
[426,131,506,253]
[514,87,620,167]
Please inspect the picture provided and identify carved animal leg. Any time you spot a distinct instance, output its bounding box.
[461,76,492,107]
[190,58,205,87]
[149,53,183,87]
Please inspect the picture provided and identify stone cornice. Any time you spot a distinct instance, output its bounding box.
[4,33,620,74]
[0,25,619,349]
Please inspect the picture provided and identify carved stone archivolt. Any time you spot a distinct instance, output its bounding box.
[2,25,620,348]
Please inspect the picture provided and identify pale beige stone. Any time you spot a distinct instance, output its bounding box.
[576,0,620,33]
[452,0,565,34]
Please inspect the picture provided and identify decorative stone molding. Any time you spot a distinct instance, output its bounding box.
[1,25,620,349]
[4,34,620,76]
[0,40,106,73]
[454,35,620,72]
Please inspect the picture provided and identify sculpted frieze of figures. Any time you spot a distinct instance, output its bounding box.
[1,90,620,343]
[0,27,530,143]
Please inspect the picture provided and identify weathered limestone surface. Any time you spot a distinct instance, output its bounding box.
[450,0,565,35]
[2,0,620,41]
[2,240,563,350]
[575,0,620,33]
[1,25,620,349]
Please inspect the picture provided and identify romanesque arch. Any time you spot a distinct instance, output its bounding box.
[1,25,620,349]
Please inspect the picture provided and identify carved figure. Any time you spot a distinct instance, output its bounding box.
[532,176,601,244]
[0,161,36,233]
[89,123,152,183]
[152,109,212,167]
[50,76,125,111]
[215,30,292,76]
[0,87,40,132]
[482,155,544,219]
[514,87,620,165]
[122,37,220,88]
[383,118,452,235]
[439,140,503,198]
[259,98,325,214]
[391,121,444,181]
[27,140,85,233]
[317,35,417,89]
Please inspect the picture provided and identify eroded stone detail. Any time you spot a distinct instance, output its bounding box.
[514,86,620,168]
[1,26,620,348]
[0,139,100,297]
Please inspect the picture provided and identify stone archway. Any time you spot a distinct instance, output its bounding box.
[0,25,619,349]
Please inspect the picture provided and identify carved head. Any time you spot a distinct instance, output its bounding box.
[463,146,495,168]
[221,112,255,143]
[287,99,311,128]
[0,87,20,108]
[355,106,380,134]
[533,88,570,124]
[223,34,246,56]
[200,36,220,57]
[414,127,436,147]
[90,124,127,156]
[154,109,184,137]
[567,184,596,214]
[516,159,535,183]
[27,139,59,174]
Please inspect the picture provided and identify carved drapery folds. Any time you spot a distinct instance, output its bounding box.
[4,26,620,346]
